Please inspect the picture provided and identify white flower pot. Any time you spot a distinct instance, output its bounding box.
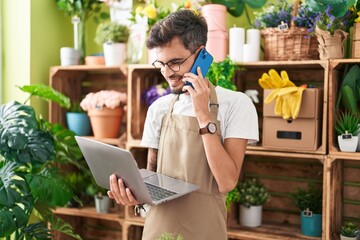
[357,124,360,151]
[94,195,112,213]
[60,47,81,66]
[338,135,358,152]
[340,235,357,240]
[239,205,262,227]
[103,42,127,66]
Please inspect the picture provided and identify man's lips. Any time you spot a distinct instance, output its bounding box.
[167,76,184,87]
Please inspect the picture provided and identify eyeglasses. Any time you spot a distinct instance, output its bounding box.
[152,52,194,72]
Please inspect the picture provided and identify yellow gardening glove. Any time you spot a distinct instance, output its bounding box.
[260,69,306,120]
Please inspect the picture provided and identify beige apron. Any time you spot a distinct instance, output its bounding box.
[142,83,227,240]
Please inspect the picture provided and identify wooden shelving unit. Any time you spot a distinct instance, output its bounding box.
[324,59,360,240]
[49,60,356,240]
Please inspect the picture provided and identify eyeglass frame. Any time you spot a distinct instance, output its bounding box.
[151,51,195,73]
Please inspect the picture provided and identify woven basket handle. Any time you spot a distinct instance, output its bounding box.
[289,0,301,34]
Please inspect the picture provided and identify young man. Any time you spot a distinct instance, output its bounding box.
[108,9,258,239]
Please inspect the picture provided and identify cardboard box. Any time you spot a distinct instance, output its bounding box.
[262,88,323,151]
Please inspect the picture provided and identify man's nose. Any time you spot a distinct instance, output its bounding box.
[161,65,174,77]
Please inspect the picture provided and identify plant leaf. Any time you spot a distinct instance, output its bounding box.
[48,215,82,240]
[26,168,73,207]
[18,84,71,109]
[0,161,34,237]
[342,85,358,113]
[0,101,36,152]
[305,0,356,18]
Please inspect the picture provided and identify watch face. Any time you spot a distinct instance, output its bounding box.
[208,123,217,133]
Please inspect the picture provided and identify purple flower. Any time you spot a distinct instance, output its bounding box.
[142,84,171,106]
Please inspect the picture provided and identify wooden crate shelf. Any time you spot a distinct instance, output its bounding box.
[48,61,339,240]
[126,64,164,143]
[328,59,360,154]
[236,60,328,155]
[324,156,360,240]
[49,65,127,134]
[227,222,320,240]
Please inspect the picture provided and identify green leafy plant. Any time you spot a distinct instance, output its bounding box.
[54,0,109,23]
[95,21,130,45]
[334,110,360,135]
[336,64,360,113]
[207,56,238,91]
[305,0,355,18]
[156,233,184,240]
[292,183,322,214]
[0,84,83,239]
[341,222,359,237]
[226,178,269,208]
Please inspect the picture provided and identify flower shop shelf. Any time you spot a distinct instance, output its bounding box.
[328,59,360,155]
[227,154,326,240]
[323,156,360,240]
[227,222,320,240]
[236,60,328,155]
[53,207,124,239]
[49,65,127,130]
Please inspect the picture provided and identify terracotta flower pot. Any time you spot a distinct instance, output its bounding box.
[88,107,124,138]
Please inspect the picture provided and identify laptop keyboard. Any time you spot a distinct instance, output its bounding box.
[145,182,177,201]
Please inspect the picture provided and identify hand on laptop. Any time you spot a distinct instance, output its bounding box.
[108,174,140,206]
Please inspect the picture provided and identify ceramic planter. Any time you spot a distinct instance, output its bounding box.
[239,205,262,227]
[300,210,322,237]
[201,4,228,62]
[340,235,358,240]
[88,107,124,138]
[103,42,127,66]
[338,135,358,152]
[94,195,112,213]
[60,47,81,66]
[66,112,91,136]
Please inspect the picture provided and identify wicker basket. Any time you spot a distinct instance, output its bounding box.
[261,0,319,61]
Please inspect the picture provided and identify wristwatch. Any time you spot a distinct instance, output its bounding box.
[199,122,217,135]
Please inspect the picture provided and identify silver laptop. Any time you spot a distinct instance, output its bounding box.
[75,136,199,206]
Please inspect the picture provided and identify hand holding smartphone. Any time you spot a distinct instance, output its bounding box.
[185,48,213,88]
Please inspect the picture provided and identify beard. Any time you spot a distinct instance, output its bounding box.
[167,73,186,94]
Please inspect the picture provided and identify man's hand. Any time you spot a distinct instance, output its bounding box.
[108,174,140,206]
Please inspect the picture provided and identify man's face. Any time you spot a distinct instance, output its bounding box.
[153,37,197,94]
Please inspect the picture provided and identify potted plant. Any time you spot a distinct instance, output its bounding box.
[334,110,360,152]
[54,0,109,59]
[227,178,269,227]
[0,84,83,239]
[253,0,319,61]
[66,101,92,136]
[80,90,127,138]
[206,56,238,91]
[157,233,184,240]
[292,183,323,237]
[86,180,113,213]
[340,222,359,240]
[95,21,130,66]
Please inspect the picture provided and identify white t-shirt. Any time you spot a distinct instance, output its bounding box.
[141,86,259,149]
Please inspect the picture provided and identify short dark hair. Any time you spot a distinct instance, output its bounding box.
[146,9,208,53]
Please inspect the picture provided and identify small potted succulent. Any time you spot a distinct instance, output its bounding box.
[334,110,360,152]
[340,222,359,240]
[80,90,127,138]
[292,184,323,237]
[95,21,130,66]
[228,178,269,227]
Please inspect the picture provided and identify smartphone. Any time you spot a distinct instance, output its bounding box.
[185,48,213,88]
